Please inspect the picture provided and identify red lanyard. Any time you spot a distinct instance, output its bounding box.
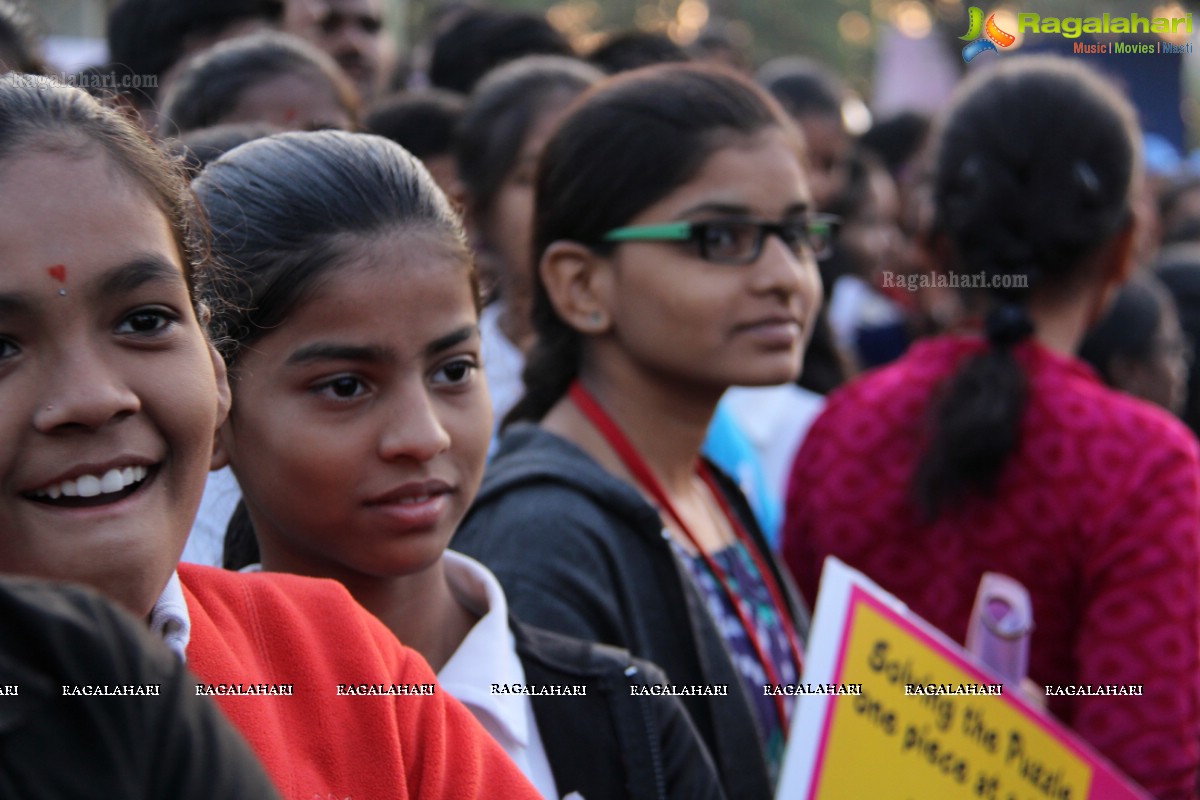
[568,380,804,728]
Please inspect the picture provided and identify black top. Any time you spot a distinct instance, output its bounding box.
[0,577,281,800]
[514,620,725,800]
[454,424,810,800]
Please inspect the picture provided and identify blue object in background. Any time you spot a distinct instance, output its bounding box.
[703,400,782,547]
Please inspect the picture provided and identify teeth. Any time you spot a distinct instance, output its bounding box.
[77,475,101,497]
[33,465,149,500]
[399,495,431,505]
[100,469,124,494]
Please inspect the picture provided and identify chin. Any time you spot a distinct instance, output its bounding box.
[89,567,172,619]
[730,364,804,388]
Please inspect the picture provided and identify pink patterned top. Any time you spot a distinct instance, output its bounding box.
[783,335,1200,799]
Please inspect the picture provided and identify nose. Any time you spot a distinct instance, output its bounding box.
[377,382,451,463]
[33,347,140,432]
[752,233,823,310]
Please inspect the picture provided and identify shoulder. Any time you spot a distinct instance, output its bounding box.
[800,338,962,459]
[1027,349,1200,474]
[179,564,420,675]
[179,562,370,619]
[513,621,637,680]
[457,425,660,549]
[828,337,961,411]
[480,425,641,503]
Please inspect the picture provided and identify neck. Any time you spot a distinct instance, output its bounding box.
[260,551,477,673]
[1029,282,1107,358]
[543,357,721,496]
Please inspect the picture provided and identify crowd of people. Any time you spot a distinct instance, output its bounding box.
[1,0,1199,798]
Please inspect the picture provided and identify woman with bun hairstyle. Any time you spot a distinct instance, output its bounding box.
[782,57,1200,798]
[454,63,825,797]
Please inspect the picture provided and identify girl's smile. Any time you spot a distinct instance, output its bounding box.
[0,150,229,617]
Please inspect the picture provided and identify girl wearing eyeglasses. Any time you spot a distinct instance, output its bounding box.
[453,63,825,798]
[782,58,1200,798]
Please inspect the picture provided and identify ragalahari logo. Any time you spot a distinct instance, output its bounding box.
[961,7,1016,62]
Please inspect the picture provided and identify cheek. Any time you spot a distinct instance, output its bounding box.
[448,397,492,480]
[159,345,226,451]
[803,260,825,314]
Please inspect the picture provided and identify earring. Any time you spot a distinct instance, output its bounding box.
[588,311,606,330]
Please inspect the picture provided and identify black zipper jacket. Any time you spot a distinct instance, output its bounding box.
[454,424,810,800]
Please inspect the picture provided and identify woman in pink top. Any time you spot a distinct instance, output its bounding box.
[782,57,1200,799]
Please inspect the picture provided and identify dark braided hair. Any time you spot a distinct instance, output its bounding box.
[914,56,1139,519]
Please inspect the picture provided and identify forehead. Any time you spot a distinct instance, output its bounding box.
[0,151,179,286]
[319,0,382,21]
[656,129,811,212]
[265,231,477,343]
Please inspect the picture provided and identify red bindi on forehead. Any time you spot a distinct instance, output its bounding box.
[47,264,67,283]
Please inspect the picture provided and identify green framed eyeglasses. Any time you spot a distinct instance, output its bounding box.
[601,214,840,264]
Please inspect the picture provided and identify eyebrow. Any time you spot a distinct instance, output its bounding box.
[426,325,477,357]
[0,292,31,317]
[98,256,188,298]
[677,201,812,218]
[286,342,394,366]
[285,326,479,367]
[0,256,186,318]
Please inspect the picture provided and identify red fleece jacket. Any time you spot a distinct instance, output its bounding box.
[178,563,540,800]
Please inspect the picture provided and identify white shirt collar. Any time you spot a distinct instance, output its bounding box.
[148,571,191,661]
[438,550,529,747]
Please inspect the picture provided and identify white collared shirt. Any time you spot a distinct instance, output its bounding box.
[149,571,191,661]
[439,551,558,800]
[480,302,526,453]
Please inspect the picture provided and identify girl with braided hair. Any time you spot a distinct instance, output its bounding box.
[782,56,1200,798]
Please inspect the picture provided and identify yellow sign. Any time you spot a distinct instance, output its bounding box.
[816,595,1089,799]
[776,560,1149,800]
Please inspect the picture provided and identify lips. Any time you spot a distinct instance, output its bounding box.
[364,480,453,531]
[736,316,804,347]
[22,461,157,509]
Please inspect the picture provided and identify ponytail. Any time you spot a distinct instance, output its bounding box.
[913,57,1139,519]
[503,298,583,427]
[913,301,1034,519]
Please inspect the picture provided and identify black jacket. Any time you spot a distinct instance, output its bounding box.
[454,425,810,800]
[513,621,725,800]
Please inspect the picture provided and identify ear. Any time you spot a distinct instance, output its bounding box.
[539,241,615,334]
[209,343,233,471]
